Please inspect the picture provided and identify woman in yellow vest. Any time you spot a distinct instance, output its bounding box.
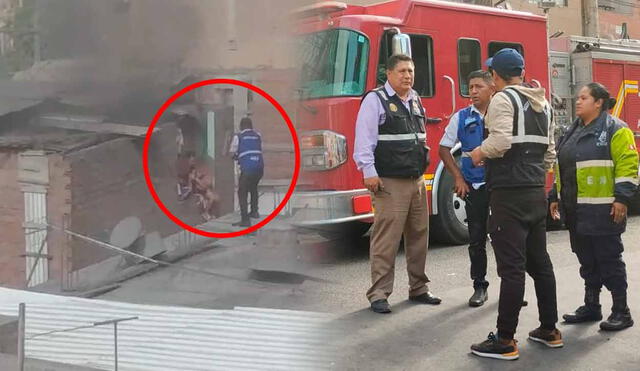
[549,82,638,331]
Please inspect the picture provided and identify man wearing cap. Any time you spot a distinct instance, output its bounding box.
[353,54,440,314]
[469,48,561,360]
[230,117,264,227]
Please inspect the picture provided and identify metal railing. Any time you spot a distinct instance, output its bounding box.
[17,302,138,371]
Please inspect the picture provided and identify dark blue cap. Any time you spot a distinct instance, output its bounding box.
[485,48,524,77]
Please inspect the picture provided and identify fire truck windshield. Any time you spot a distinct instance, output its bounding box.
[298,29,369,99]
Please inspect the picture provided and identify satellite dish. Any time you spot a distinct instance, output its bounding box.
[109,216,143,249]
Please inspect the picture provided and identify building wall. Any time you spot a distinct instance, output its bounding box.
[0,150,68,289]
[0,151,25,288]
[67,127,202,271]
[45,154,71,288]
[599,7,640,39]
[177,0,306,71]
[249,69,297,182]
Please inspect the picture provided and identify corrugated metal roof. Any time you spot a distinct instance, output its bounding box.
[0,288,336,371]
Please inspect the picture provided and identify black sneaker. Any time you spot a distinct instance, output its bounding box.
[249,211,260,219]
[370,299,391,314]
[528,327,563,348]
[470,332,519,360]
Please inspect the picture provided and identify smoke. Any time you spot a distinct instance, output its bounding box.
[38,0,200,77]
[12,0,309,122]
[10,0,201,122]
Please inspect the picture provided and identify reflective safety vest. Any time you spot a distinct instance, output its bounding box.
[368,86,429,178]
[554,112,639,235]
[457,106,485,184]
[486,87,552,190]
[237,129,264,173]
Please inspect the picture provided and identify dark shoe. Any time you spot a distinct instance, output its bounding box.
[469,287,488,307]
[470,332,519,360]
[370,299,391,314]
[409,292,442,305]
[249,211,260,218]
[528,327,563,348]
[564,287,602,323]
[232,219,251,227]
[600,311,634,331]
[600,292,633,331]
[522,300,528,307]
[563,305,602,323]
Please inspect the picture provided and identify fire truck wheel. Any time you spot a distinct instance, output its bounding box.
[431,167,469,245]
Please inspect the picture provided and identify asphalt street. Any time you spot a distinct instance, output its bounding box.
[98,216,640,371]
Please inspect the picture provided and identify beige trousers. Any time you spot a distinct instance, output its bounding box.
[366,177,430,302]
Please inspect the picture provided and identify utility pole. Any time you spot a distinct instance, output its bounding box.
[18,303,25,371]
[581,0,599,37]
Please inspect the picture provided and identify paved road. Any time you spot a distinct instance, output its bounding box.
[99,217,640,370]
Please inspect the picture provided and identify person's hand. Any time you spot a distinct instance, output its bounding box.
[364,176,383,193]
[470,147,486,167]
[454,176,470,199]
[550,202,561,221]
[611,202,627,224]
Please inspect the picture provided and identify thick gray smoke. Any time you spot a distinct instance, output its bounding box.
[12,0,201,122]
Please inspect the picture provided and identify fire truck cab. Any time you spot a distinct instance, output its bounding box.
[292,0,549,243]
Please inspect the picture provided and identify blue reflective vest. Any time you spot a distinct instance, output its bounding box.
[457,106,485,184]
[237,129,264,173]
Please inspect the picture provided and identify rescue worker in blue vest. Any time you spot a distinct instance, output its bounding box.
[438,70,495,307]
[230,117,264,227]
[549,82,637,331]
[469,48,561,360]
[354,54,440,314]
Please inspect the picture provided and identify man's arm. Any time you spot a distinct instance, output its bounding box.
[353,93,384,191]
[544,107,557,170]
[478,92,514,159]
[438,112,469,197]
[229,134,239,159]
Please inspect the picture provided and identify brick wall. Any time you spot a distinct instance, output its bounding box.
[67,126,203,271]
[0,151,25,288]
[0,151,68,288]
[600,8,640,39]
[47,154,71,287]
[250,69,296,182]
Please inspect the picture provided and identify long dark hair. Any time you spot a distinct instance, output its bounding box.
[585,82,617,112]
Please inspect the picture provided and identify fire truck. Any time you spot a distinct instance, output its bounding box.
[291,0,640,244]
[549,36,640,141]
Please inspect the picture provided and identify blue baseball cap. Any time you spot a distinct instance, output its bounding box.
[485,48,524,77]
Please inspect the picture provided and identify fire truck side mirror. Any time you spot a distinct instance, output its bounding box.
[391,31,412,57]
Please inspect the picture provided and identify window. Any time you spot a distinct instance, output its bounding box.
[458,39,481,96]
[298,29,369,99]
[377,32,435,97]
[488,42,524,58]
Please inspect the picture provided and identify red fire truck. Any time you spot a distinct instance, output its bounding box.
[292,0,551,244]
[549,36,640,145]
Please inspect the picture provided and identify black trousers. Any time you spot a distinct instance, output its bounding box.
[570,232,628,294]
[489,187,558,339]
[563,206,628,294]
[238,170,263,219]
[465,184,489,288]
